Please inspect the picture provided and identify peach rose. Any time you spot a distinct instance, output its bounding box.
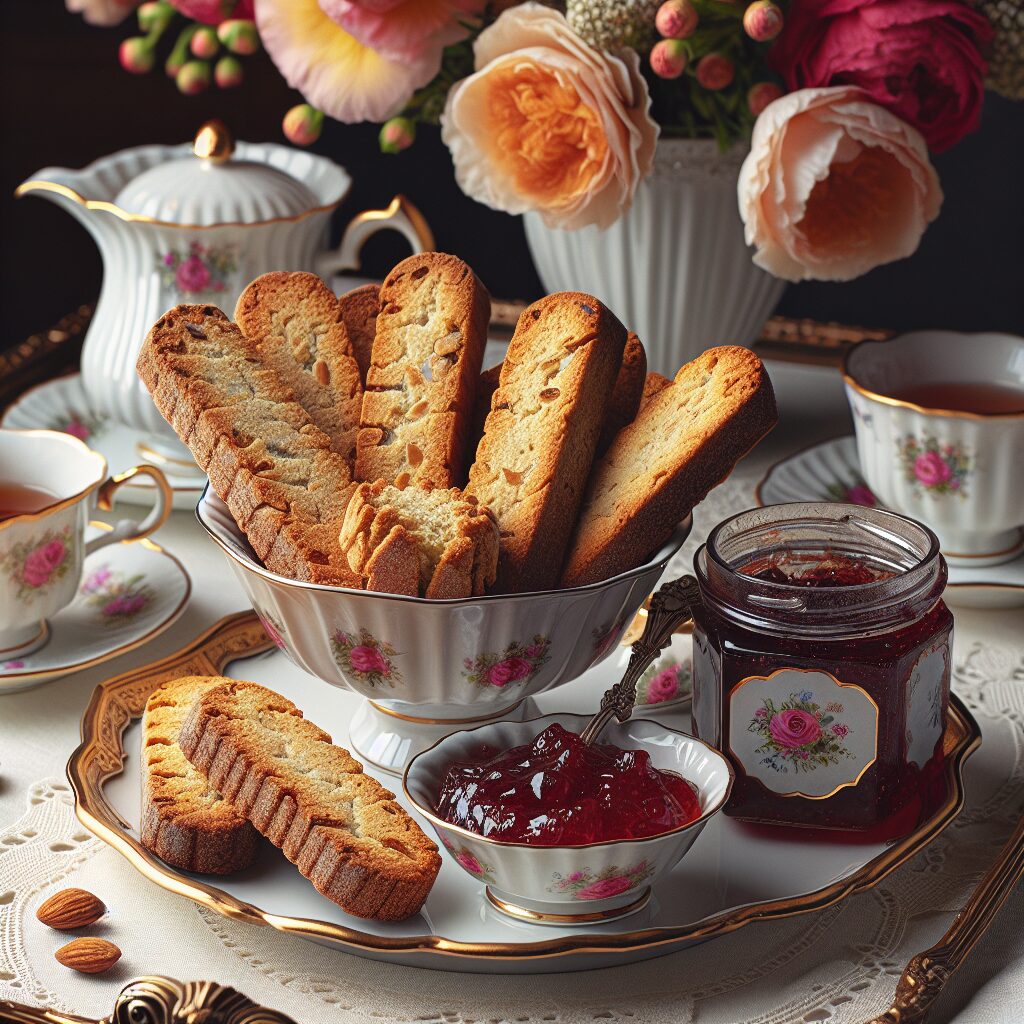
[441,2,658,230]
[738,86,942,282]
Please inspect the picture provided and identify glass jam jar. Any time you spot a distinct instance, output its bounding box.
[691,503,952,835]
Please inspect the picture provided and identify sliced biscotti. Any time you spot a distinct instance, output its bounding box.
[137,305,359,587]
[357,253,490,488]
[235,272,363,463]
[337,283,380,382]
[179,680,441,921]
[642,371,672,405]
[141,676,259,875]
[561,347,778,588]
[467,293,628,593]
[597,331,647,456]
[340,479,499,598]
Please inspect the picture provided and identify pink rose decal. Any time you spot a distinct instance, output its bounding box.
[769,708,822,749]
[175,255,212,294]
[258,615,286,649]
[465,636,550,689]
[575,875,635,901]
[103,593,148,617]
[846,485,876,507]
[645,667,680,704]
[63,417,90,441]
[455,850,484,875]
[22,540,67,588]
[349,644,390,676]
[913,451,953,487]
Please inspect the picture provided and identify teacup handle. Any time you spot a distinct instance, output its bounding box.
[84,465,173,556]
[316,194,434,279]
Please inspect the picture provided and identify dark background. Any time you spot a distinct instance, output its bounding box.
[2,1,1022,345]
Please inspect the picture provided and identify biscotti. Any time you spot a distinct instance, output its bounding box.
[467,293,627,592]
[179,680,441,921]
[337,283,380,383]
[235,272,363,462]
[340,480,499,598]
[641,371,672,405]
[357,253,490,489]
[597,331,647,456]
[141,677,259,875]
[561,346,778,587]
[136,305,359,586]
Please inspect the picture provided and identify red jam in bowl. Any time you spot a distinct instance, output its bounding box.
[435,723,702,845]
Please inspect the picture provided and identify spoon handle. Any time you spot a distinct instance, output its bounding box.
[580,575,701,746]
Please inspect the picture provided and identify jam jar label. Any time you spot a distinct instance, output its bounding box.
[906,644,949,768]
[729,669,879,799]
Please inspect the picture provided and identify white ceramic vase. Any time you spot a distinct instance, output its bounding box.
[524,138,786,376]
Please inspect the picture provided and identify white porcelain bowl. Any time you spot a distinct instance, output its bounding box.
[403,712,733,925]
[197,487,691,771]
[843,331,1024,567]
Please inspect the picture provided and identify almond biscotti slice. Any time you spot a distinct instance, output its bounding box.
[235,272,363,463]
[561,347,778,588]
[597,331,647,456]
[179,680,441,922]
[340,479,499,598]
[467,293,627,593]
[141,676,259,875]
[337,283,380,383]
[641,371,672,404]
[357,253,490,489]
[137,305,359,586]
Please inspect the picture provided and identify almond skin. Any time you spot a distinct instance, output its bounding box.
[54,937,121,974]
[36,888,106,931]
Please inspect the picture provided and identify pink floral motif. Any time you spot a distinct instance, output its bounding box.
[845,485,876,507]
[898,435,970,497]
[442,841,496,882]
[832,723,849,737]
[63,417,91,441]
[330,628,401,687]
[3,660,25,670]
[175,255,212,293]
[637,658,692,707]
[576,875,636,901]
[23,540,68,588]
[485,656,533,688]
[80,564,154,623]
[257,613,287,650]
[455,850,484,875]
[350,644,390,676]
[464,635,550,689]
[1,528,74,601]
[590,617,627,660]
[548,860,655,901]
[157,241,237,297]
[769,708,822,749]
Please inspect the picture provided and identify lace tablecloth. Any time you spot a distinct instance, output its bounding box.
[1,361,1022,1024]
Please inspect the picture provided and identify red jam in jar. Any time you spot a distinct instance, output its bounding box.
[435,723,702,844]
[691,503,952,836]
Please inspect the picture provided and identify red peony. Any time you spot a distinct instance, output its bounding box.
[768,0,992,152]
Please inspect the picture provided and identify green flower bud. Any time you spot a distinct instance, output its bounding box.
[217,19,260,56]
[176,60,211,96]
[379,116,415,154]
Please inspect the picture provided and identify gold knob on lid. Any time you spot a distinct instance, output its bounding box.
[193,120,234,163]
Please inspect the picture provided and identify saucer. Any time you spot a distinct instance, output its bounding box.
[756,436,1024,609]
[616,632,693,711]
[0,523,191,693]
[2,374,206,510]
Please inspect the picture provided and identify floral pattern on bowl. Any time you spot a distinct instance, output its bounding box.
[442,841,496,884]
[80,564,155,623]
[158,241,238,297]
[330,628,401,688]
[897,434,971,497]
[825,480,877,507]
[0,526,73,601]
[747,690,854,775]
[637,658,692,708]
[463,636,551,689]
[547,860,655,901]
[257,612,288,650]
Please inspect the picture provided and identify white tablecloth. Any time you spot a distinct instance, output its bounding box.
[2,360,1022,1024]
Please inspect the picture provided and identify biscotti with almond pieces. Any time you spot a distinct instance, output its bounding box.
[137,305,359,587]
[179,680,441,921]
[340,479,499,598]
[597,331,647,456]
[357,253,490,489]
[235,272,363,463]
[467,292,627,593]
[141,676,260,875]
[337,283,381,383]
[561,346,777,587]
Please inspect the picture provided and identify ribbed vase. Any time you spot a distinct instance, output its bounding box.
[524,138,786,376]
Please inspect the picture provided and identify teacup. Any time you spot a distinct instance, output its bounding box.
[0,429,172,657]
[843,331,1024,567]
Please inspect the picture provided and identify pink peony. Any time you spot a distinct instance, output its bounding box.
[738,86,942,282]
[349,644,389,676]
[455,850,484,874]
[769,708,822,749]
[65,0,139,26]
[103,593,148,617]
[832,723,849,737]
[320,0,484,62]
[485,656,532,687]
[175,255,212,294]
[22,540,67,588]
[645,667,680,704]
[768,0,991,153]
[914,451,952,487]
[575,875,635,901]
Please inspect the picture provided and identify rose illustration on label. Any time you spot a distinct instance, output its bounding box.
[749,692,853,773]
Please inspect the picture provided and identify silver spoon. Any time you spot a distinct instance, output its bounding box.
[580,575,701,745]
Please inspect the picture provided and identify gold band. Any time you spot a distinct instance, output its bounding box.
[367,699,525,726]
[485,887,652,925]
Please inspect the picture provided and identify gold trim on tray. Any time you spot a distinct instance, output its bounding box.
[67,611,981,964]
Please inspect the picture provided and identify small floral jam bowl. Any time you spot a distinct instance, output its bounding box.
[0,429,171,658]
[403,712,733,926]
[843,330,1024,567]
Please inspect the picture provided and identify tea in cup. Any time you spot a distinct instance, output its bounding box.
[0,429,172,657]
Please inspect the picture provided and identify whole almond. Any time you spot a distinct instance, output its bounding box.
[54,937,121,974]
[36,888,106,931]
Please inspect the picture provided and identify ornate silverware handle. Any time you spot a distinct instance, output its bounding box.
[580,575,701,746]
[865,812,1024,1024]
